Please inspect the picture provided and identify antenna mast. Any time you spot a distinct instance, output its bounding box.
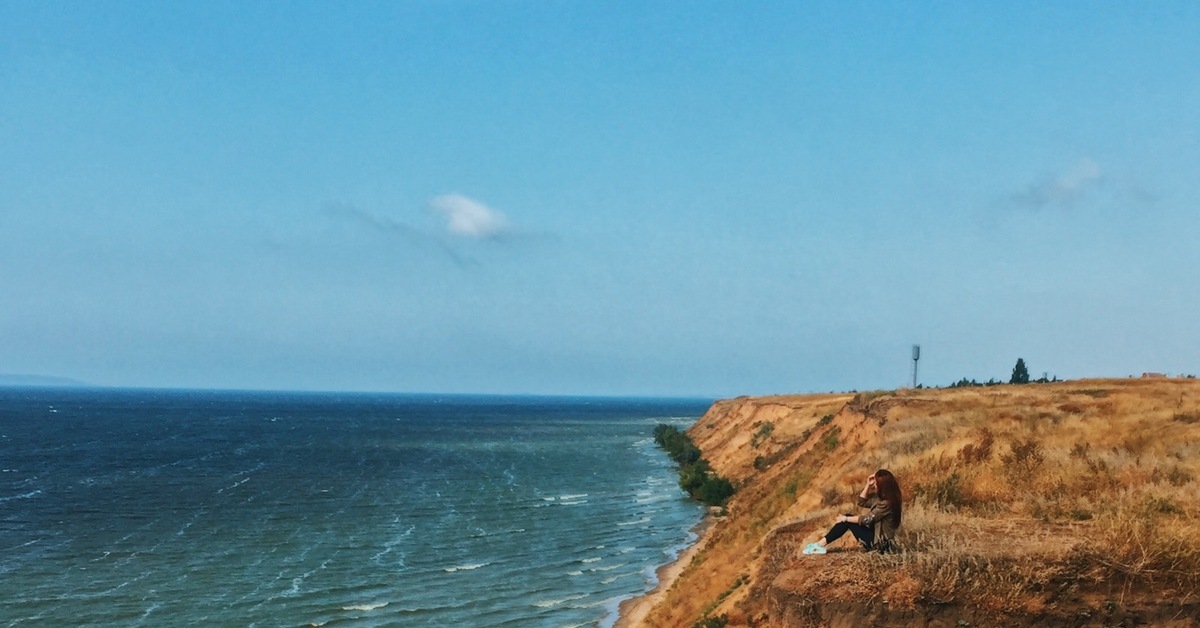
[912,345,921,388]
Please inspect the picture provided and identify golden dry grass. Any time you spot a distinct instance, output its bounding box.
[639,378,1200,627]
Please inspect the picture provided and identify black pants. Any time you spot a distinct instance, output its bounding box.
[824,521,874,549]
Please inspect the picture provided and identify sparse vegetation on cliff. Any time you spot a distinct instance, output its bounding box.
[654,424,736,507]
[949,357,1059,388]
[637,378,1200,627]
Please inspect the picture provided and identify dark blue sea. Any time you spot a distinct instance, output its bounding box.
[0,388,710,627]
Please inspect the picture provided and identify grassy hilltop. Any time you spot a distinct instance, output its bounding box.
[641,378,1200,627]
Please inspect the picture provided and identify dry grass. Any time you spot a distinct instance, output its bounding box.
[641,378,1200,627]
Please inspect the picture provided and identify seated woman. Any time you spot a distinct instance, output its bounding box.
[803,469,902,554]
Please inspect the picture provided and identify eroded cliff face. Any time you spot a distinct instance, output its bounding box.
[639,380,1200,627]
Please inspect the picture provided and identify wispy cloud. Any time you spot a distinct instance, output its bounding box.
[322,201,473,267]
[429,194,511,239]
[323,201,421,238]
[1010,158,1104,210]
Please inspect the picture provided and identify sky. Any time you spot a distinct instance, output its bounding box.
[2,2,1198,397]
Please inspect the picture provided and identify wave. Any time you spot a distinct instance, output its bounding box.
[342,602,388,612]
[601,572,637,585]
[217,477,251,494]
[442,562,490,573]
[616,517,650,527]
[469,527,526,538]
[532,593,588,608]
[0,489,43,503]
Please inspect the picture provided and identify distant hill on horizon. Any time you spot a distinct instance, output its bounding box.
[0,373,88,388]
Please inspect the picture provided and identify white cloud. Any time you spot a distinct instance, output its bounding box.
[429,194,510,239]
[1012,158,1103,209]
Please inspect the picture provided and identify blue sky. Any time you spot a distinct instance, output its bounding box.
[2,2,1198,397]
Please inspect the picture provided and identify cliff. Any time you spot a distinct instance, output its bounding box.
[637,378,1200,627]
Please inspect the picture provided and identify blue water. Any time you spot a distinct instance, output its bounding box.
[0,388,709,627]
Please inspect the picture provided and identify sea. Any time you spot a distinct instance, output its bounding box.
[0,388,711,627]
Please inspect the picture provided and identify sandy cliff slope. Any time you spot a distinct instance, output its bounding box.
[637,378,1200,627]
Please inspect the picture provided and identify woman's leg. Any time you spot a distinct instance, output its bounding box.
[822,521,874,549]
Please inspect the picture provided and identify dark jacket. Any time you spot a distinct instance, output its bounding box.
[857,494,899,549]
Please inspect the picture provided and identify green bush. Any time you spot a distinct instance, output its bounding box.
[751,421,774,448]
[653,424,736,507]
[697,476,735,506]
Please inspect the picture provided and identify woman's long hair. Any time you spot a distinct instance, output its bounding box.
[873,469,902,527]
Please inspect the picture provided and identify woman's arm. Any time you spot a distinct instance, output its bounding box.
[840,475,876,524]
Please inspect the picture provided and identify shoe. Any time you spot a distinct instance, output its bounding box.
[809,544,826,554]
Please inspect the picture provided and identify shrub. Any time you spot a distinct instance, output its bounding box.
[821,426,841,451]
[1174,412,1200,424]
[698,476,736,507]
[751,422,774,448]
[1145,496,1183,516]
[1002,437,1044,477]
[958,428,995,464]
[654,424,701,464]
[653,424,736,508]
[914,472,967,511]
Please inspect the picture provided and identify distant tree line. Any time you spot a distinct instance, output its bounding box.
[947,358,1059,388]
[653,424,735,508]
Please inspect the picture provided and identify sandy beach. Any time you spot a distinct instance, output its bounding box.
[613,516,715,628]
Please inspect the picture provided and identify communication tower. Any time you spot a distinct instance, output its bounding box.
[912,345,921,388]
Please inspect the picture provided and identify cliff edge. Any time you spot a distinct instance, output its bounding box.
[637,378,1200,627]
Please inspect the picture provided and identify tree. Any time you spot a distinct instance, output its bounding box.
[1010,358,1030,385]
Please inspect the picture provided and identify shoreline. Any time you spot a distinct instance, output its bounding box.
[612,514,715,628]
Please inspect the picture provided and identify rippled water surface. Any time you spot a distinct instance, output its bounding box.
[0,389,708,626]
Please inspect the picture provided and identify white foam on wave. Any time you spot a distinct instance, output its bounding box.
[217,477,250,494]
[616,516,650,527]
[580,557,602,563]
[601,572,636,585]
[590,562,626,572]
[470,527,526,538]
[342,601,389,612]
[442,562,490,573]
[138,601,161,621]
[532,593,588,608]
[0,489,43,503]
[558,493,588,500]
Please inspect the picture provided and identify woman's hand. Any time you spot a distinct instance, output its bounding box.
[860,474,876,498]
